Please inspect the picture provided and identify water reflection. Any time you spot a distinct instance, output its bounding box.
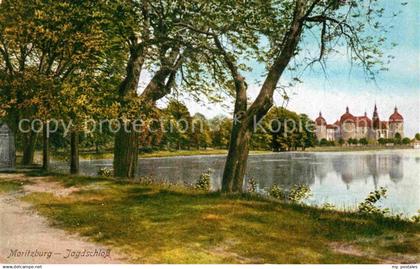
[52,150,420,216]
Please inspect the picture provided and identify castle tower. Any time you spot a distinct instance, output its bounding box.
[372,104,380,130]
[340,106,355,141]
[315,111,327,140]
[389,106,404,138]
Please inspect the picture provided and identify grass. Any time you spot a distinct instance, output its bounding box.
[18,146,412,164]
[0,180,23,193]
[15,149,269,162]
[307,145,412,152]
[78,149,270,160]
[17,173,420,264]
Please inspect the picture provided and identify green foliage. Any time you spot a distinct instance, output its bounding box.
[288,184,312,203]
[338,138,345,146]
[320,138,329,146]
[358,187,390,216]
[359,138,369,145]
[209,116,232,149]
[378,138,386,145]
[415,133,420,141]
[348,138,358,145]
[319,138,335,147]
[162,100,192,150]
[247,178,258,193]
[97,167,113,177]
[386,138,395,144]
[269,184,312,203]
[321,203,336,211]
[195,169,212,191]
[269,184,287,200]
[402,137,411,145]
[269,107,316,151]
[411,210,420,223]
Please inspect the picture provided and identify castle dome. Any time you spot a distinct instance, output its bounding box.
[389,106,403,122]
[315,112,326,125]
[340,107,355,123]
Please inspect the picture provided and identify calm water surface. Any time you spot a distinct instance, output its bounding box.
[52,149,420,216]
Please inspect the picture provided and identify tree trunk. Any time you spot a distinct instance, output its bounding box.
[70,131,79,174]
[42,124,49,171]
[113,124,139,178]
[221,125,251,193]
[219,1,305,192]
[21,131,38,165]
[113,45,181,178]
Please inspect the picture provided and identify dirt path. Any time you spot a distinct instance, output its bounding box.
[0,174,126,264]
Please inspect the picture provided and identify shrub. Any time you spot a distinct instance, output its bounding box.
[359,138,368,145]
[269,184,311,203]
[288,184,312,203]
[402,137,411,145]
[97,167,113,177]
[358,187,390,215]
[321,203,336,210]
[386,138,395,144]
[411,210,420,223]
[247,178,257,193]
[338,138,345,146]
[269,184,287,200]
[319,138,329,146]
[195,169,212,191]
[378,138,386,145]
[138,146,154,153]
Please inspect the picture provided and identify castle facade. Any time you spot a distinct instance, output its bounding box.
[315,105,404,142]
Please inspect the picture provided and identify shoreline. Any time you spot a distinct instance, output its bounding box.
[0,171,418,264]
[14,146,416,163]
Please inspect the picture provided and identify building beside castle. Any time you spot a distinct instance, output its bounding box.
[315,105,404,142]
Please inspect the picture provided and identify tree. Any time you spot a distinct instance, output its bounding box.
[319,138,329,146]
[394,132,402,144]
[402,137,411,145]
[415,133,420,141]
[209,116,232,149]
[109,1,216,177]
[182,0,394,192]
[359,138,369,145]
[190,113,212,150]
[299,114,316,150]
[378,138,386,145]
[338,138,345,146]
[0,0,117,171]
[270,107,301,152]
[163,100,192,150]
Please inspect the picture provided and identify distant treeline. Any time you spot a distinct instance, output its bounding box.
[15,101,317,154]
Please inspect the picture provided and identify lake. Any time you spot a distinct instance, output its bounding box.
[52,149,420,216]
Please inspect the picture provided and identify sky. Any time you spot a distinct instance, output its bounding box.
[153,0,420,137]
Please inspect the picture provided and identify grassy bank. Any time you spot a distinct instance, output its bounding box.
[16,149,234,163]
[307,145,412,152]
[2,173,416,263]
[0,180,22,193]
[18,146,414,164]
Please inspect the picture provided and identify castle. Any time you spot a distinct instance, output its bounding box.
[315,105,404,142]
